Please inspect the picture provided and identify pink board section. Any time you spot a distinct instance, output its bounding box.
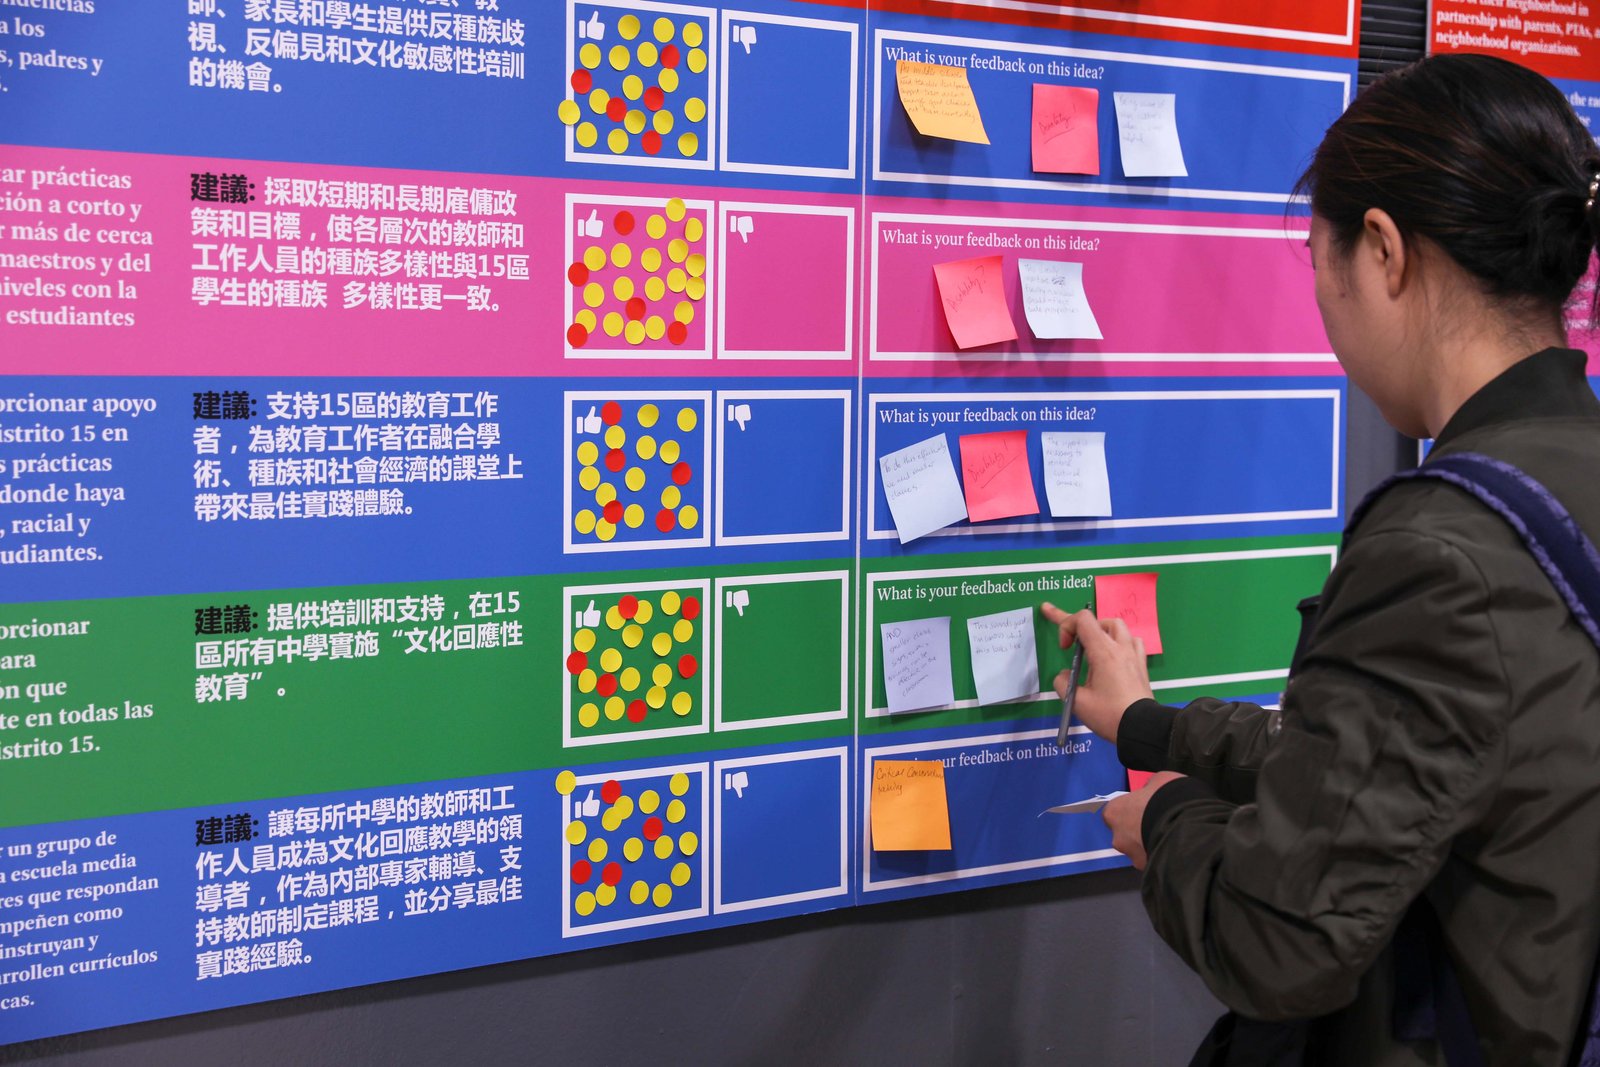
[721,207,853,359]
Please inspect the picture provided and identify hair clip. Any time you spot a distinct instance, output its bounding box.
[1588,174,1599,211]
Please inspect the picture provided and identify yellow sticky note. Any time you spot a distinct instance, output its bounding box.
[896,60,990,145]
[870,760,952,851]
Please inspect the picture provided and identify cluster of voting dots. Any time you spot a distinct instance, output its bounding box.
[558,14,709,158]
[568,590,703,726]
[554,770,697,915]
[566,199,707,349]
[574,401,700,539]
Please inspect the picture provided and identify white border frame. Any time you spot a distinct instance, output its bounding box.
[713,748,850,912]
[712,572,850,731]
[715,390,852,546]
[715,203,856,362]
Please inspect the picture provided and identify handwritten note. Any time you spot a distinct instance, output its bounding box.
[1017,258,1103,341]
[871,760,952,851]
[879,434,968,543]
[933,255,1018,350]
[1095,572,1162,655]
[1113,92,1188,178]
[897,60,990,144]
[1032,83,1100,174]
[880,616,955,714]
[1041,431,1112,517]
[958,430,1038,523]
[966,607,1040,706]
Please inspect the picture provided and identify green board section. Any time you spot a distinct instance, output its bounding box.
[717,573,848,728]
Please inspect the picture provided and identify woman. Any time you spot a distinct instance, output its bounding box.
[1042,55,1600,1065]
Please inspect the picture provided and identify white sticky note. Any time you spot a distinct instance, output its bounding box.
[1041,431,1112,518]
[881,616,955,714]
[966,607,1040,706]
[1113,92,1188,178]
[878,434,969,543]
[1017,259,1103,341]
[1042,792,1128,815]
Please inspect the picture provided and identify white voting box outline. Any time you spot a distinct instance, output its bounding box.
[564,0,718,172]
[712,572,850,732]
[868,212,1339,364]
[893,1,1355,47]
[715,390,852,547]
[713,748,850,913]
[864,389,1341,541]
[563,193,717,361]
[861,544,1339,718]
[871,28,1352,202]
[718,11,860,179]
[561,762,711,936]
[561,578,714,748]
[715,203,855,362]
[563,390,713,555]
[861,728,1118,893]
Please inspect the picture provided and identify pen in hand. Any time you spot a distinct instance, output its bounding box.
[1056,599,1091,747]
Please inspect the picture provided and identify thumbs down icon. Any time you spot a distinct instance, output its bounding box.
[728,214,755,243]
[725,589,750,617]
[724,770,750,798]
[727,403,752,430]
[732,24,758,53]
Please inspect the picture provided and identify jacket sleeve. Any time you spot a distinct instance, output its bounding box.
[1137,527,1511,1021]
[1120,697,1277,804]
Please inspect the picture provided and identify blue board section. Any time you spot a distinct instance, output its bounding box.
[1554,77,1600,143]
[716,751,846,909]
[720,393,850,542]
[723,14,858,175]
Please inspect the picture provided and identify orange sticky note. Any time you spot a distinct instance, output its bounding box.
[933,255,1017,350]
[1096,572,1162,655]
[1032,84,1100,175]
[871,759,952,851]
[897,60,990,145]
[959,430,1038,523]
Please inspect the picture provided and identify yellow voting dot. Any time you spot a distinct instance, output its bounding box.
[654,16,675,42]
[624,503,644,528]
[566,820,587,845]
[588,87,609,114]
[609,44,631,70]
[684,217,704,243]
[595,882,616,907]
[667,239,688,264]
[671,862,691,887]
[660,590,682,615]
[637,41,659,67]
[653,109,674,135]
[677,406,698,432]
[635,600,654,624]
[636,435,657,461]
[580,42,602,69]
[611,242,632,269]
[622,623,644,648]
[612,276,635,302]
[583,245,606,271]
[558,99,580,126]
[686,252,705,278]
[645,316,666,341]
[625,466,646,492]
[624,109,647,135]
[646,686,666,709]
[678,132,699,157]
[671,691,692,717]
[620,666,640,692]
[601,807,622,833]
[608,129,629,154]
[679,830,699,856]
[599,647,622,673]
[619,13,640,39]
[667,798,687,823]
[640,247,662,273]
[625,320,646,345]
[655,835,674,860]
[652,663,672,688]
[555,770,578,795]
[638,403,659,428]
[574,507,597,534]
[603,311,624,337]
[582,282,604,308]
[674,301,695,325]
[577,668,597,693]
[574,628,596,653]
[646,214,667,240]
[670,772,690,796]
[684,96,706,123]
[665,198,686,222]
[652,883,672,908]
[686,276,706,302]
[588,837,608,863]
[639,789,660,814]
[577,437,599,465]
[660,439,681,464]
[604,425,626,450]
[660,485,682,509]
[605,603,624,628]
[623,74,643,100]
[644,276,666,302]
[684,21,704,47]
[658,67,680,93]
[613,795,634,820]
[624,838,644,863]
[679,504,700,530]
[666,267,687,293]
[578,702,599,728]
[687,48,707,75]
[604,696,625,721]
[673,618,694,643]
[575,308,598,331]
[596,519,616,542]
[629,880,649,905]
[576,122,598,148]
[652,631,673,657]
[574,891,596,917]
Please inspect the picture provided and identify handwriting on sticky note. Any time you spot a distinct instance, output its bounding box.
[933,255,1017,350]
[1032,83,1100,175]
[879,434,968,543]
[958,430,1038,523]
[897,60,990,145]
[871,759,953,851]
[1041,431,1112,517]
[1017,258,1103,341]
[967,607,1040,706]
[1096,572,1162,655]
[881,616,955,713]
[1113,92,1188,178]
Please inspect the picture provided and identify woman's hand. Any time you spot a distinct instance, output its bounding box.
[1102,771,1187,870]
[1039,603,1155,742]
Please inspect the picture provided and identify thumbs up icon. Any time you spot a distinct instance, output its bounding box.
[578,10,606,40]
[576,209,604,239]
[575,600,602,629]
[578,790,601,817]
[575,406,602,436]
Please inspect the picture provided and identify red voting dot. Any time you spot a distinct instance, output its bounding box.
[619,594,639,619]
[571,69,592,94]
[627,699,648,723]
[601,401,622,425]
[641,130,662,155]
[606,96,627,122]
[644,86,665,111]
[661,44,680,69]
[655,508,676,533]
[571,859,592,884]
[567,261,589,287]
[596,673,618,698]
[605,449,626,473]
[614,210,635,235]
[667,321,688,345]
[682,596,701,621]
[565,650,587,675]
[566,323,589,348]
[601,861,622,887]
[678,654,698,679]
[642,816,664,841]
[600,779,622,805]
[672,461,692,486]
[603,499,624,524]
[626,297,647,321]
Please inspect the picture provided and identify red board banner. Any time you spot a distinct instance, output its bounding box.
[1430,0,1600,82]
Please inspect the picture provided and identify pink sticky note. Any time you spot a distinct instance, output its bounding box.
[1032,84,1100,175]
[933,255,1018,350]
[1128,770,1154,791]
[958,430,1038,523]
[1095,572,1162,655]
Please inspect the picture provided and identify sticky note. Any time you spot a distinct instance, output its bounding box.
[1031,84,1100,174]
[880,616,955,713]
[1017,258,1102,341]
[1095,572,1162,655]
[934,255,1018,350]
[879,434,969,543]
[958,430,1038,523]
[1113,92,1188,178]
[896,60,990,145]
[966,607,1040,706]
[1041,431,1112,517]
[871,759,953,851]
[1128,770,1154,791]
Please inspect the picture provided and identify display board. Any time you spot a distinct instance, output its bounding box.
[0,0,1353,1043]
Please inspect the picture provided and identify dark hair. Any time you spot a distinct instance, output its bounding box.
[1296,53,1600,314]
